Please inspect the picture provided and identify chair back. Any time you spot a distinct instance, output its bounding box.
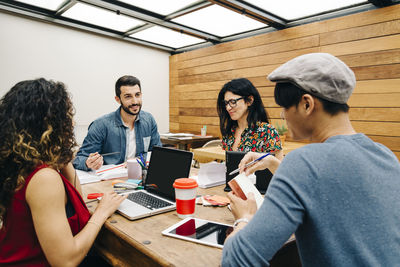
[202,139,222,148]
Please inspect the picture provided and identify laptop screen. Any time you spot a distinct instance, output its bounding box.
[145,146,193,202]
[225,151,273,194]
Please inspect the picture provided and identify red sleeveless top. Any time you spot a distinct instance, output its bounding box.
[0,165,90,266]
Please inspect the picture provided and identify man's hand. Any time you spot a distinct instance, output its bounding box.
[224,192,257,241]
[85,152,103,170]
[227,192,257,221]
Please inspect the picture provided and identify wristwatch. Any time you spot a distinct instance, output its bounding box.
[233,218,249,228]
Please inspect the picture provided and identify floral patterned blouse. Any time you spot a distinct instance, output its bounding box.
[222,121,282,153]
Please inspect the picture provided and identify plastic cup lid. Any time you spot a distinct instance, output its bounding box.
[173,178,198,189]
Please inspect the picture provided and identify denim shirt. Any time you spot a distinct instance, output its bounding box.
[73,108,162,171]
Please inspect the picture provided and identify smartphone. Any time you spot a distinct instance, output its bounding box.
[162,217,234,248]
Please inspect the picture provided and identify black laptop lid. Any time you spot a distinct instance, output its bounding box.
[145,146,193,202]
[225,151,273,194]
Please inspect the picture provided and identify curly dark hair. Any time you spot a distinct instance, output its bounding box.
[0,78,77,226]
[217,78,270,136]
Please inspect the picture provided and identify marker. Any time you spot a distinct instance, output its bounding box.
[229,153,271,176]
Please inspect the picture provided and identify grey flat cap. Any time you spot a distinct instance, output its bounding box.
[268,53,356,104]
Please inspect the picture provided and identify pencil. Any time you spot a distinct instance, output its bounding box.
[101,151,120,157]
[81,151,120,157]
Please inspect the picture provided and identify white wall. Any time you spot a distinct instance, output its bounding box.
[0,11,170,144]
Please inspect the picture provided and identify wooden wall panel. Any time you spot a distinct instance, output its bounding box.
[170,5,400,159]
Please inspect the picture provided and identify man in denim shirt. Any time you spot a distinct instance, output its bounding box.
[73,75,161,171]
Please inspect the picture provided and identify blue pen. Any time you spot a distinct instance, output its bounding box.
[139,153,146,167]
[229,153,271,176]
[136,158,145,169]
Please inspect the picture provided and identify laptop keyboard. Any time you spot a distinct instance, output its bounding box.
[127,191,173,210]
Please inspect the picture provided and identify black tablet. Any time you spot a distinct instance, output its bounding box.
[162,218,234,248]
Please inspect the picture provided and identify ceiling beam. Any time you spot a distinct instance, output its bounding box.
[80,0,221,43]
[368,0,399,7]
[165,0,213,20]
[210,0,287,29]
[55,0,76,16]
[0,0,175,52]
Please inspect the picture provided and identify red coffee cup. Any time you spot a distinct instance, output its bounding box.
[173,178,198,219]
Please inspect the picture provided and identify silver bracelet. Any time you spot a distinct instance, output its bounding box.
[233,218,249,228]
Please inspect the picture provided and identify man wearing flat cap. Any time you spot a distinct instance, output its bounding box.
[222,53,400,266]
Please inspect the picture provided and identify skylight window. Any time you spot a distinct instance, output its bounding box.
[118,0,199,16]
[62,2,143,32]
[172,4,266,37]
[245,0,368,20]
[130,26,204,48]
[14,0,65,11]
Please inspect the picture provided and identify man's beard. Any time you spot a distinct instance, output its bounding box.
[121,103,141,116]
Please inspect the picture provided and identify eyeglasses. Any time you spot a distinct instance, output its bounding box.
[223,97,244,108]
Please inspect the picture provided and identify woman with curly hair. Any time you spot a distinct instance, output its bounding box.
[217,78,283,158]
[0,78,127,266]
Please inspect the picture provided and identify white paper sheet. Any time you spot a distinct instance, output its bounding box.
[76,164,127,185]
[196,161,226,188]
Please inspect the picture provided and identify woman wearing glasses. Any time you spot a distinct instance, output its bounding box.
[217,78,283,157]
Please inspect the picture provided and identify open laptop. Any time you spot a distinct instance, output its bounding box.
[117,146,193,220]
[224,151,273,194]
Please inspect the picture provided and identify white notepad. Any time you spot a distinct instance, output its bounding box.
[196,161,226,188]
[76,164,127,184]
[228,173,264,209]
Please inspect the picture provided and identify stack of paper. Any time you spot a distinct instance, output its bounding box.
[161,133,195,140]
[76,164,127,185]
[196,161,226,188]
[96,164,127,180]
[161,133,195,137]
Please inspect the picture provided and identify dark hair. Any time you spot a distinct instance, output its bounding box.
[217,78,269,136]
[115,75,141,97]
[274,82,349,115]
[0,78,76,226]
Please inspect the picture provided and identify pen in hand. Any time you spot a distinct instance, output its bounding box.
[82,151,120,157]
[100,151,120,157]
[229,153,271,176]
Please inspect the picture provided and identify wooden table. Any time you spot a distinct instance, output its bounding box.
[82,180,233,266]
[161,135,219,151]
[192,141,308,163]
[82,168,299,266]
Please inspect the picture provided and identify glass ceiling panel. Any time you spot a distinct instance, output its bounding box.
[245,0,368,20]
[172,4,266,37]
[130,26,204,48]
[14,0,65,11]
[118,0,199,16]
[62,2,143,32]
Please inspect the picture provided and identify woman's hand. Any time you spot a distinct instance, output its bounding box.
[239,152,282,175]
[92,192,127,222]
